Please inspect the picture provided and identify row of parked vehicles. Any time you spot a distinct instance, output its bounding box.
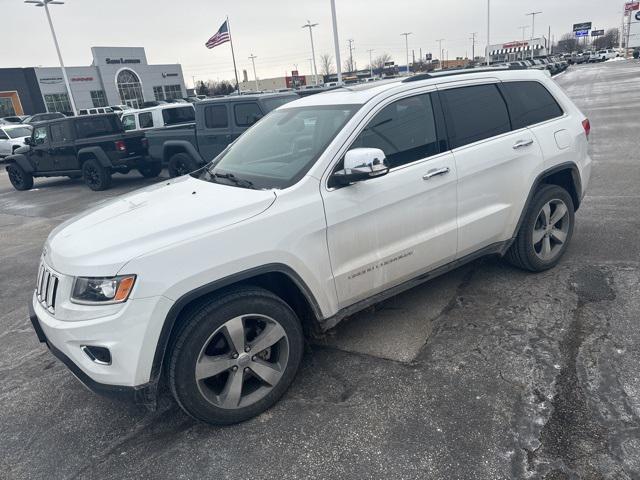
[3,92,298,191]
[492,56,570,76]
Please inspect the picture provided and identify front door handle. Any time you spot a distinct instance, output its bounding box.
[513,139,534,149]
[422,167,450,180]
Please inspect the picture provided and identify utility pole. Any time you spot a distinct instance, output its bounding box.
[347,38,355,73]
[436,38,445,68]
[367,49,374,77]
[548,25,551,54]
[248,53,259,92]
[470,32,477,61]
[486,0,491,65]
[401,33,412,75]
[518,26,529,60]
[526,11,542,60]
[302,20,319,85]
[329,0,342,84]
[25,0,77,116]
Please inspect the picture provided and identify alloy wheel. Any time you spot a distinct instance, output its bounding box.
[85,165,100,188]
[195,314,290,410]
[532,199,570,261]
[8,167,23,187]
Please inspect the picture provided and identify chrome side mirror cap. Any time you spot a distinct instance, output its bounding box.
[332,148,389,186]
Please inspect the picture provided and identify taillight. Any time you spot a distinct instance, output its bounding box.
[582,119,591,140]
[115,140,127,152]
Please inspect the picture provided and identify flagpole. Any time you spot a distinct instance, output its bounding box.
[226,16,241,93]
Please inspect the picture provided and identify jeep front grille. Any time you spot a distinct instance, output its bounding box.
[36,263,59,314]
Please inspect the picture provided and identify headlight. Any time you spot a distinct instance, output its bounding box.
[71,275,136,304]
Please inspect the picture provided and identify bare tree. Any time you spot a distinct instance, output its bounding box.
[343,57,356,74]
[594,28,619,49]
[319,54,335,76]
[556,33,579,53]
[372,53,393,71]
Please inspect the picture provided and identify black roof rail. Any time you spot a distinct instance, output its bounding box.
[402,65,528,83]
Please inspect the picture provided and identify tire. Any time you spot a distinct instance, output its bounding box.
[6,163,34,191]
[168,286,304,425]
[506,184,575,272]
[82,158,112,191]
[138,162,162,178]
[168,152,198,178]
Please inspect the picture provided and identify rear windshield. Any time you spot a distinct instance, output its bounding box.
[162,106,195,126]
[75,116,122,138]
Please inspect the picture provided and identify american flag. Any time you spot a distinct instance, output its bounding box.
[205,20,231,49]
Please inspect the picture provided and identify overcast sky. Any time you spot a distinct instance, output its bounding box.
[1,0,623,85]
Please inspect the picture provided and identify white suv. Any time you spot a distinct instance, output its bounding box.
[29,69,592,424]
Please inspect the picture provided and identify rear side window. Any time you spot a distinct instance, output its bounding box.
[49,122,72,143]
[162,106,195,126]
[234,103,263,127]
[204,105,228,128]
[121,115,135,131]
[138,112,154,129]
[261,96,296,112]
[352,93,440,169]
[75,116,121,138]
[441,84,511,149]
[501,81,564,129]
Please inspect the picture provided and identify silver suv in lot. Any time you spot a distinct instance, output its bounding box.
[30,69,591,424]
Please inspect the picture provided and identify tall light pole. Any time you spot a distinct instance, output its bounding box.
[518,25,529,60]
[367,49,374,78]
[526,11,542,60]
[436,38,445,69]
[486,0,491,65]
[329,0,342,84]
[25,0,77,116]
[401,32,412,74]
[248,53,259,92]
[302,20,320,85]
[470,32,477,61]
[346,38,355,73]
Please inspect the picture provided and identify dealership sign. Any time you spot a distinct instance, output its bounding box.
[625,1,639,12]
[503,41,529,49]
[573,22,592,32]
[591,29,605,37]
[39,77,63,84]
[162,72,178,78]
[71,77,94,82]
[575,30,589,37]
[105,57,141,65]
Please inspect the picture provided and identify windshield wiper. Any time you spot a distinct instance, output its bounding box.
[212,172,256,189]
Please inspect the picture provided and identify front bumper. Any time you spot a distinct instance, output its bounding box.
[29,292,172,408]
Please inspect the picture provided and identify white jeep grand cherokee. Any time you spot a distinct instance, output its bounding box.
[30,69,591,425]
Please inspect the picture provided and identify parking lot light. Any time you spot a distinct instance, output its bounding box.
[25,0,78,116]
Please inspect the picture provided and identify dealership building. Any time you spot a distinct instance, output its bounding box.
[0,47,187,116]
[487,37,549,63]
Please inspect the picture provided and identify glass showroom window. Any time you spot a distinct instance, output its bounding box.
[44,93,71,113]
[153,86,165,101]
[117,69,145,109]
[90,90,108,108]
[164,84,183,100]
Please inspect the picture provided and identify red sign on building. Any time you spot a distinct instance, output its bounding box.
[625,1,639,12]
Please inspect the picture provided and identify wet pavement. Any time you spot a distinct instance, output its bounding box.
[1,60,639,479]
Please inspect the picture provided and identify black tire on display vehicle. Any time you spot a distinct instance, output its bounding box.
[6,163,34,191]
[167,287,304,425]
[138,162,163,178]
[168,152,198,178]
[506,184,575,272]
[82,158,112,191]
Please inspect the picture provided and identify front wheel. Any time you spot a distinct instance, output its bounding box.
[168,287,304,425]
[506,184,575,272]
[6,163,34,191]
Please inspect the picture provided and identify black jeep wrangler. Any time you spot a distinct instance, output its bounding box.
[5,114,159,191]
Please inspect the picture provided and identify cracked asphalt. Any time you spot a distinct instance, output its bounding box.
[1,60,639,479]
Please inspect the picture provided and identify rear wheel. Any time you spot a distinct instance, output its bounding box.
[168,152,198,177]
[138,162,162,178]
[82,158,112,191]
[168,287,304,425]
[506,184,575,272]
[6,163,34,191]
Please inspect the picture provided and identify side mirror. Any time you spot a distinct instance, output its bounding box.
[332,148,389,186]
[24,137,32,146]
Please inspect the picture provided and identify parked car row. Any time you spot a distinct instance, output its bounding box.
[3,92,299,191]
[493,56,569,76]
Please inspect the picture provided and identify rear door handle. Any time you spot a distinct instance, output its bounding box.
[422,167,450,180]
[513,139,534,149]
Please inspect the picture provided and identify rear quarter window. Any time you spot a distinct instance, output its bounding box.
[75,116,121,138]
[162,107,195,126]
[501,81,564,129]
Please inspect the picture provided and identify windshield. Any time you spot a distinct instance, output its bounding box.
[193,104,358,189]
[7,127,32,138]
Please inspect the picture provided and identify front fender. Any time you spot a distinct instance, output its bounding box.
[5,153,34,173]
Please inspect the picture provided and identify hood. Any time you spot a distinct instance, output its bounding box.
[46,175,276,276]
